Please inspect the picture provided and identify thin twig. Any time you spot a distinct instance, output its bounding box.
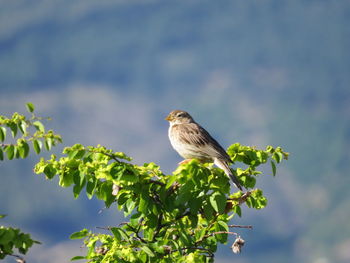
[96,226,112,230]
[89,150,121,163]
[152,213,164,242]
[228,224,253,229]
[147,180,165,186]
[204,231,238,238]
[170,246,214,258]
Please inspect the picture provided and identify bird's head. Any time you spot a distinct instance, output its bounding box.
[165,110,194,125]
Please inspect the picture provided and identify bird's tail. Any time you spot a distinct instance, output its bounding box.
[214,158,243,191]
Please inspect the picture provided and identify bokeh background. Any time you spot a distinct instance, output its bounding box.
[1,0,350,262]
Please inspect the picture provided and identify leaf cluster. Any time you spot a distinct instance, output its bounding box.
[0,215,40,260]
[0,103,62,160]
[0,103,62,260]
[34,142,288,262]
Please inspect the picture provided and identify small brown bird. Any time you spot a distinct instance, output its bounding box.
[165,110,242,190]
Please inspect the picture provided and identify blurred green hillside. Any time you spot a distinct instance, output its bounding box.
[1,0,350,262]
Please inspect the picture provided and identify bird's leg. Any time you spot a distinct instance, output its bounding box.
[179,159,193,165]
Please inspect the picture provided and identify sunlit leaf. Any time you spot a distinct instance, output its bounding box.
[271,160,276,176]
[45,138,53,151]
[18,141,30,159]
[8,123,17,138]
[233,205,242,217]
[26,102,35,113]
[19,121,27,134]
[141,246,155,257]
[33,121,45,132]
[209,192,226,213]
[71,256,86,261]
[70,229,89,239]
[33,139,42,154]
[86,178,98,199]
[0,127,6,142]
[5,144,15,160]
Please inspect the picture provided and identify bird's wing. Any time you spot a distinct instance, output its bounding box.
[174,123,232,163]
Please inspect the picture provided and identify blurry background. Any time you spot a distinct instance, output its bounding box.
[1,0,350,262]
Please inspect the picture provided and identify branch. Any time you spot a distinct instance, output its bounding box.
[228,224,253,229]
[152,213,164,242]
[170,247,214,258]
[203,231,238,239]
[228,190,252,205]
[147,179,165,186]
[96,225,147,243]
[166,182,180,196]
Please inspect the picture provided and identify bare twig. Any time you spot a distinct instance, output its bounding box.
[228,224,253,229]
[203,231,238,240]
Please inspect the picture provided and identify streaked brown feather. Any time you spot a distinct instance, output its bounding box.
[171,123,231,163]
[166,109,242,190]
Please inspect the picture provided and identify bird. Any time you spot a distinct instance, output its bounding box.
[165,110,242,190]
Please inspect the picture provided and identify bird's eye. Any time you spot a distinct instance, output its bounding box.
[177,113,184,117]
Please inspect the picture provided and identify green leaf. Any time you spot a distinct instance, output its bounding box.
[233,205,242,217]
[146,213,158,228]
[33,139,42,154]
[139,196,150,214]
[45,138,53,151]
[59,172,74,187]
[0,148,3,161]
[273,152,283,163]
[71,256,86,261]
[203,202,214,220]
[0,127,6,142]
[73,172,86,199]
[141,246,155,257]
[14,146,20,159]
[111,227,129,241]
[70,229,89,239]
[209,192,227,213]
[18,121,27,134]
[175,182,193,205]
[26,102,35,113]
[18,141,30,159]
[86,178,98,199]
[125,199,136,216]
[214,221,229,243]
[5,144,15,160]
[33,121,45,132]
[1,228,15,245]
[241,176,256,188]
[271,160,276,176]
[188,198,201,215]
[43,164,57,179]
[130,212,142,227]
[8,123,17,138]
[0,214,6,218]
[165,175,178,189]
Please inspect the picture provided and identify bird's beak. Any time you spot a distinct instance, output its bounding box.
[165,114,172,121]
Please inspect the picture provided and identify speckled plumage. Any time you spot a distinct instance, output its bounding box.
[165,110,242,190]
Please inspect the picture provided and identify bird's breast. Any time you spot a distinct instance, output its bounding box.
[168,125,211,161]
